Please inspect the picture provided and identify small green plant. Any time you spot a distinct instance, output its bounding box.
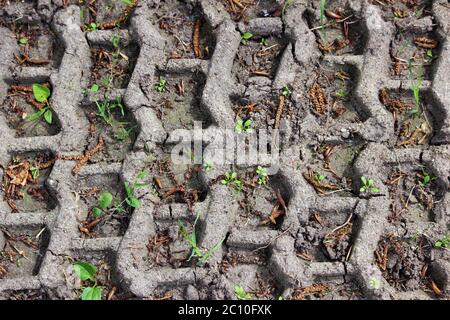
[435,234,450,249]
[18,37,28,45]
[241,32,253,44]
[417,167,436,188]
[113,200,126,214]
[409,63,423,115]
[235,119,252,133]
[369,277,381,290]
[120,0,133,5]
[84,22,98,32]
[95,100,114,125]
[256,166,268,185]
[413,7,424,18]
[282,0,293,16]
[203,160,214,172]
[95,97,126,127]
[235,286,252,300]
[27,84,53,124]
[260,37,269,46]
[30,165,40,180]
[155,78,167,92]
[113,96,126,116]
[101,76,112,88]
[114,127,133,141]
[110,35,121,69]
[336,80,348,97]
[221,171,244,192]
[73,261,102,300]
[313,171,325,183]
[92,191,113,218]
[319,0,327,42]
[336,88,348,98]
[281,85,291,97]
[124,170,148,208]
[111,35,120,49]
[88,84,99,93]
[359,176,380,193]
[178,213,225,266]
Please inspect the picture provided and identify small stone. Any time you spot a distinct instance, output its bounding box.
[47,178,57,189]
[168,225,179,241]
[0,231,5,250]
[409,195,418,204]
[340,128,350,139]
[185,285,199,300]
[387,254,397,270]
[244,55,253,66]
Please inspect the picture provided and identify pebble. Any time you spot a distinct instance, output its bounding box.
[340,128,350,139]
[0,231,5,250]
[408,195,418,204]
[47,178,57,189]
[244,55,253,66]
[387,254,397,269]
[185,285,199,300]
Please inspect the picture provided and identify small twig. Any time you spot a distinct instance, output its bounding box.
[71,136,104,174]
[325,211,353,239]
[274,95,285,130]
[252,227,291,252]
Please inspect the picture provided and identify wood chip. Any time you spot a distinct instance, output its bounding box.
[309,83,327,115]
[414,37,438,49]
[274,95,285,130]
[72,136,104,174]
[193,19,202,58]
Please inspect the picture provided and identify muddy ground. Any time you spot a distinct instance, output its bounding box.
[0,0,449,301]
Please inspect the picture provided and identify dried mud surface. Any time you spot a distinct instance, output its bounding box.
[0,0,449,300]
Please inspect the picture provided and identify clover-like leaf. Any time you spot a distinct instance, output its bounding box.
[126,196,140,208]
[241,32,253,41]
[98,192,113,210]
[43,109,52,124]
[92,207,103,218]
[89,84,99,93]
[81,286,102,300]
[73,261,97,281]
[32,84,50,103]
[27,108,46,122]
[235,286,251,300]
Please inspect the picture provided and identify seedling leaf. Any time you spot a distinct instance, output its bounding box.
[126,196,140,208]
[90,84,99,93]
[44,109,53,124]
[92,207,103,218]
[98,192,113,209]
[81,286,102,300]
[73,262,97,281]
[198,237,225,265]
[27,108,46,122]
[235,286,252,300]
[242,32,253,41]
[32,84,50,103]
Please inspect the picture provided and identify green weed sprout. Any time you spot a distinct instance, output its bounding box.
[359,176,380,193]
[235,286,252,300]
[178,213,225,266]
[27,84,53,124]
[73,261,102,300]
